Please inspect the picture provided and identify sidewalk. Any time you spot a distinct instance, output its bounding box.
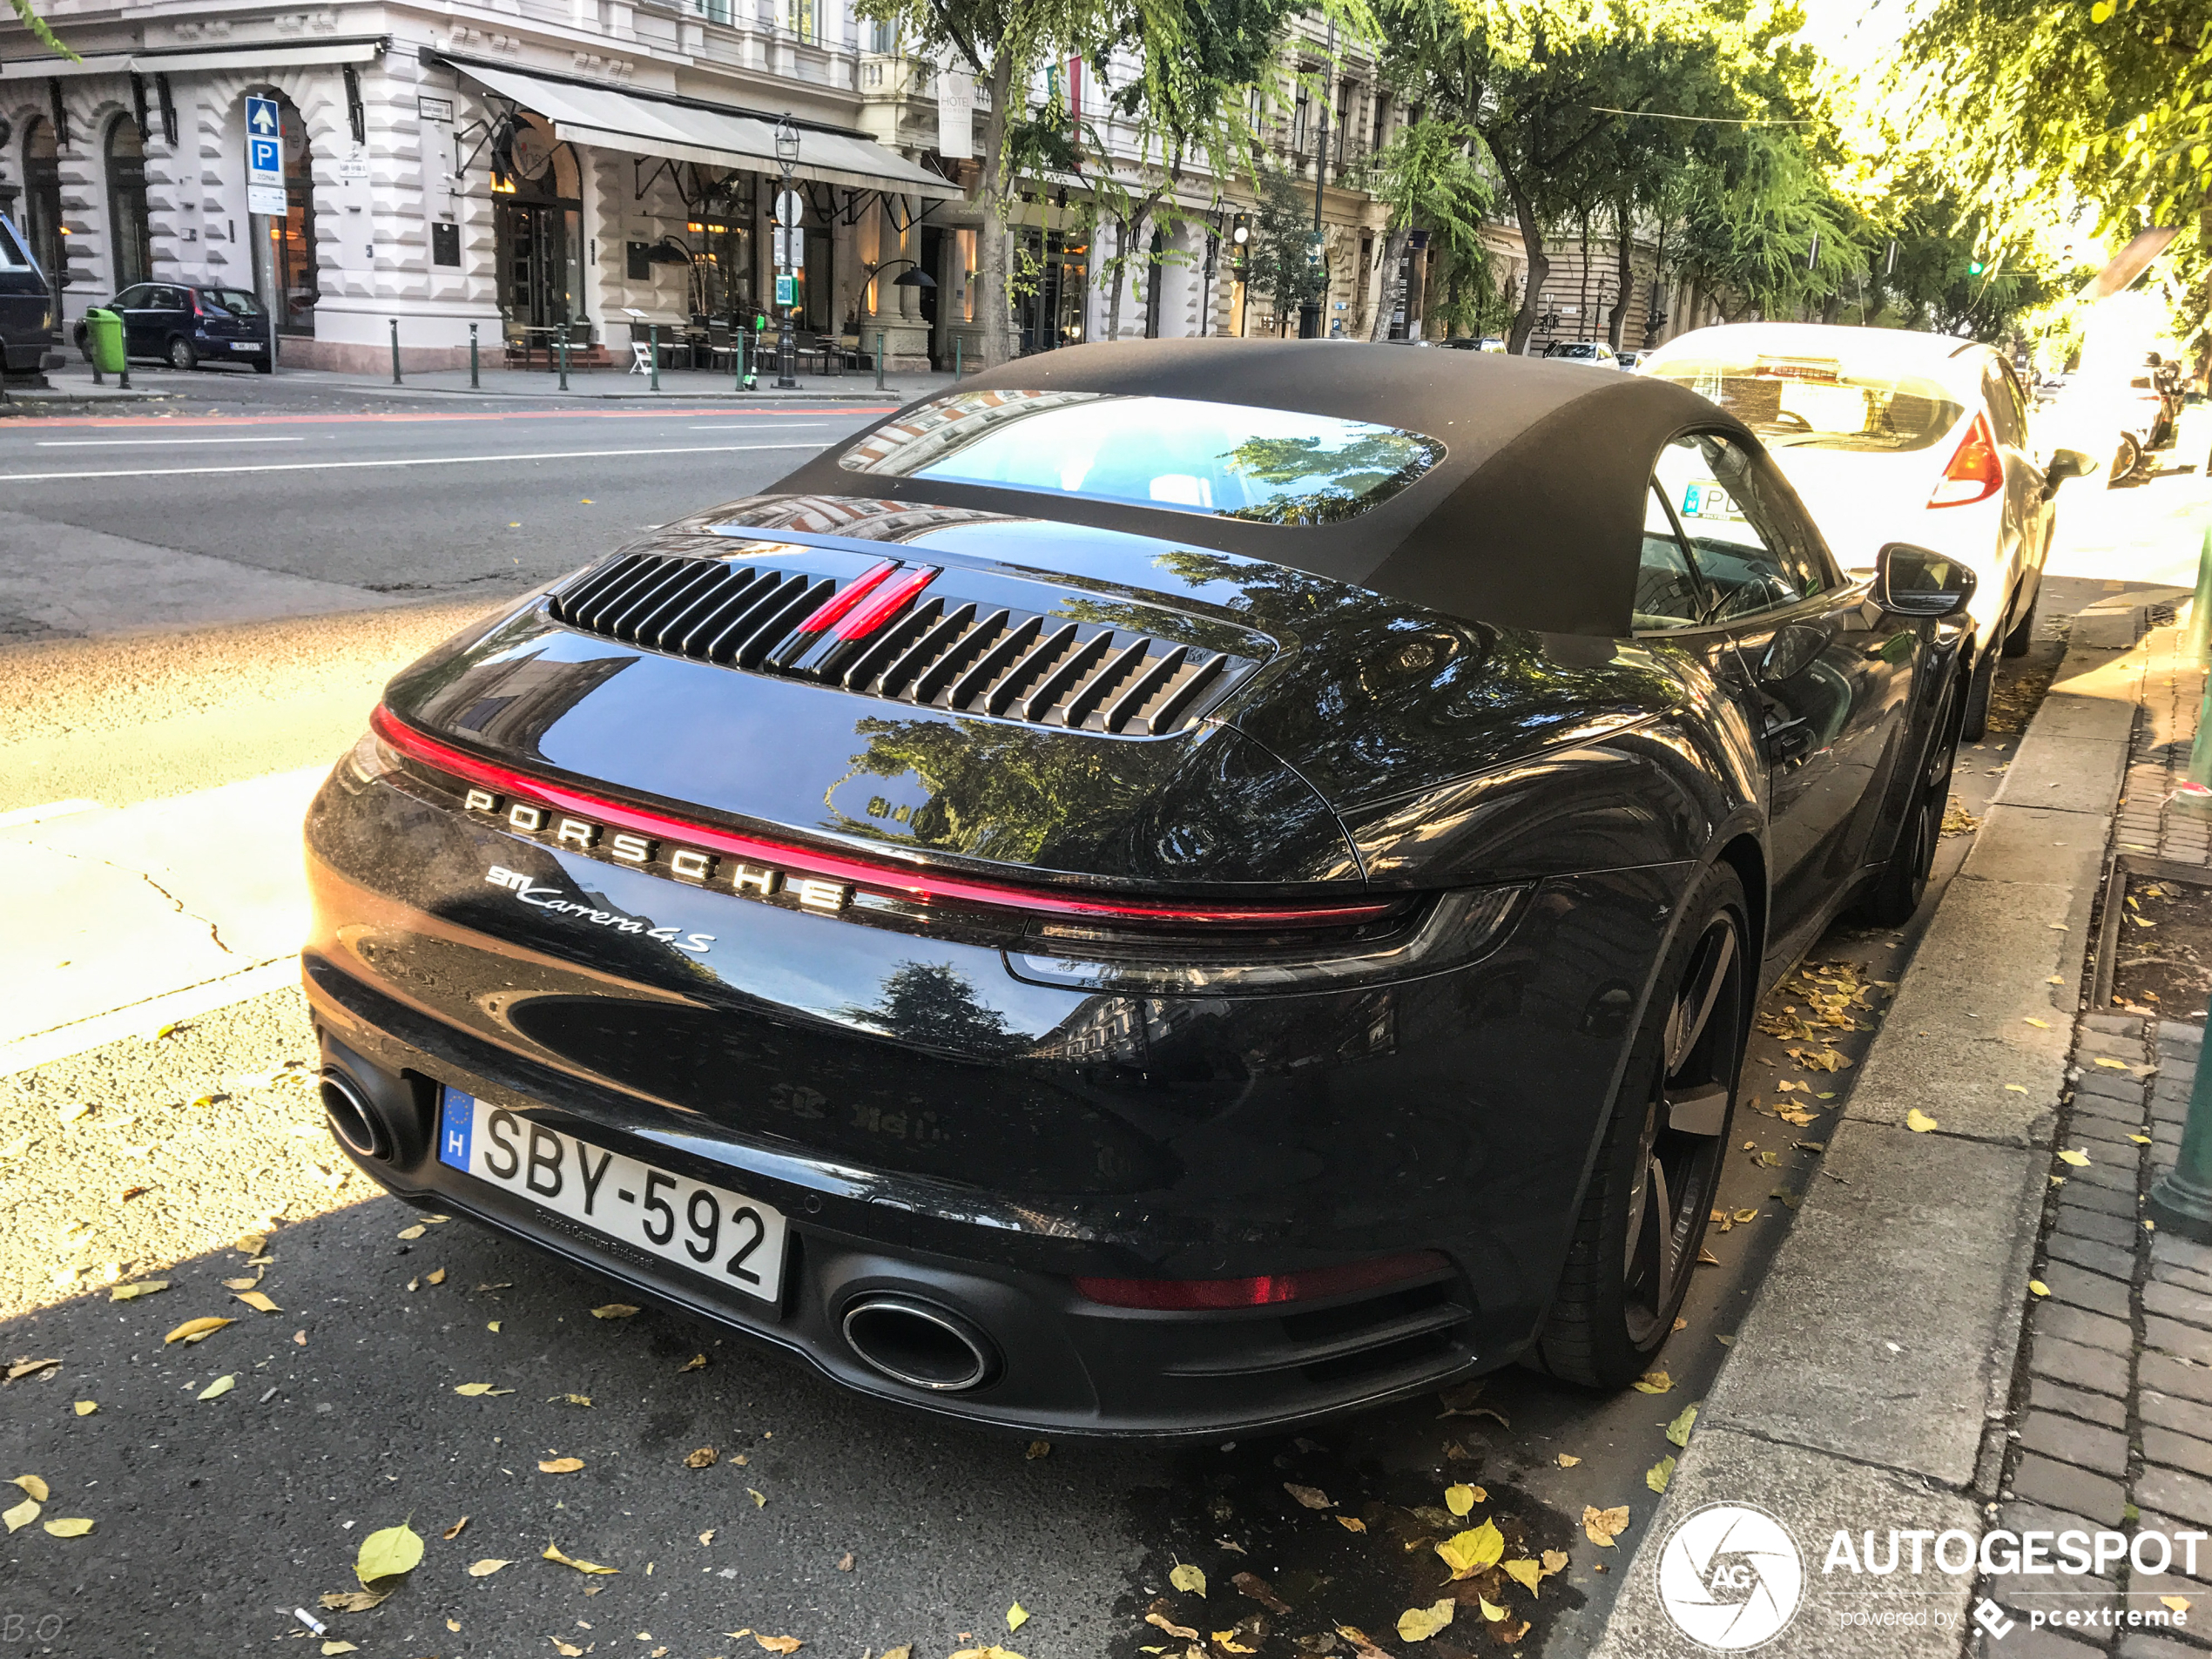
[20,362,958,405]
[1596,597,2212,1656]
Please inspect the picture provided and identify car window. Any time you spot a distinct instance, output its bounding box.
[1655,433,1829,624]
[152,286,186,310]
[1635,484,1709,631]
[200,287,265,318]
[114,286,150,307]
[0,220,28,270]
[1644,353,1968,454]
[1983,363,2025,447]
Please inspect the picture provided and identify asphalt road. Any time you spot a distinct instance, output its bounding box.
[0,374,2193,1659]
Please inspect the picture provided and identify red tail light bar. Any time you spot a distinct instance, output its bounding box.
[1073,1249,1453,1310]
[833,564,940,640]
[792,558,898,635]
[368,704,1398,932]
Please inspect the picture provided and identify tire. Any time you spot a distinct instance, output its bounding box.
[1856,672,1960,926]
[166,336,198,371]
[2002,586,2039,658]
[252,356,273,374]
[1959,648,1994,743]
[1534,862,1749,1388]
[2109,435,2141,485]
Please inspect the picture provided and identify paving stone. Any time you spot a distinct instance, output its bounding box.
[2020,1409,2133,1477]
[2086,1015,2145,1036]
[2038,1302,2139,1354]
[1973,1629,2102,1659]
[2141,1352,2212,1406]
[2141,1424,2212,1481]
[2061,1179,2147,1218]
[2134,1463,2212,1526]
[2048,1231,2141,1282]
[2032,1333,2135,1396]
[2155,1232,2212,1280]
[2160,1021,2206,1050]
[2077,1126,2153,1157]
[2011,1451,2132,1523]
[2072,1158,2147,1193]
[2116,1633,2204,1659]
[2044,1264,2137,1320]
[2145,1281,2212,1330]
[2147,1315,2212,1365]
[2058,1207,2151,1250]
[2079,1072,2150,1105]
[2083,1028,2148,1055]
[2141,1386,2212,1440]
[2031,1375,2131,1430]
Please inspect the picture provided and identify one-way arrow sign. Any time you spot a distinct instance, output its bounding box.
[249,100,278,134]
[245,96,287,214]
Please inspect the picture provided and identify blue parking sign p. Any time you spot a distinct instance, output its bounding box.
[249,137,280,172]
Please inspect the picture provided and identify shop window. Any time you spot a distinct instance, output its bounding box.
[106,116,152,290]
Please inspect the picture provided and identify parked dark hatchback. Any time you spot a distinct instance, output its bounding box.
[303,341,1976,1437]
[71,282,272,372]
[0,213,52,374]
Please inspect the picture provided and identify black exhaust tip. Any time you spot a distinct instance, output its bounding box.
[840,1295,998,1393]
[320,1069,388,1161]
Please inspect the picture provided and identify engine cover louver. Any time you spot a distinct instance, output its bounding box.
[544,550,1262,738]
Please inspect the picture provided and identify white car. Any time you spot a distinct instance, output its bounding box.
[1543,340,1623,368]
[1638,322,2094,739]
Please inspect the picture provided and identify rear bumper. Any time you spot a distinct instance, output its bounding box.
[305,952,1494,1437]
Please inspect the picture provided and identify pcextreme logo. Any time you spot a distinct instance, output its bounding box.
[1656,1503,1806,1651]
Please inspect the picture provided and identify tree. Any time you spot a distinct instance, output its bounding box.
[854,0,1185,369]
[1892,0,2212,368]
[1359,117,1494,339]
[1241,165,1325,332]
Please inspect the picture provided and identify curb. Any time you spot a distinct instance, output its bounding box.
[1590,621,2159,1659]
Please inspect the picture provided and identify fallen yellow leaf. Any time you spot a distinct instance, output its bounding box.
[426,1267,446,1285]
[396,1224,426,1240]
[2006,1084,2028,1094]
[198,1375,235,1400]
[1906,1109,1939,1132]
[1024,1440,1050,1460]
[321,1643,359,1656]
[1556,1453,1581,1467]
[1542,1548,1568,1575]
[162,1316,234,1345]
[2058,1149,2091,1167]
[1646,1455,1676,1493]
[680,1353,707,1371]
[1284,1482,1332,1509]
[753,1638,804,1656]
[1503,1559,1543,1594]
[71,1401,95,1416]
[590,1304,640,1319]
[319,1590,391,1613]
[1007,1602,1030,1631]
[2161,1596,2191,1614]
[3,1498,37,1533]
[698,1529,716,1545]
[2028,1280,2050,1297]
[1584,1505,1630,1548]
[1479,1597,1508,1622]
[1445,1483,1478,1517]
[10,1476,49,1501]
[444,1516,469,1540]
[43,1517,93,1537]
[234,1291,281,1314]
[1396,1599,1455,1642]
[1169,1562,1206,1595]
[747,1487,767,1508]
[467,1559,512,1577]
[1665,1403,1698,1447]
[2131,1134,2154,1144]
[685,1447,719,1469]
[110,1280,169,1302]
[1436,1520,1504,1579]
[552,1642,584,1658]
[539,1458,584,1474]
[543,1541,618,1574]
[2023,1017,2050,1028]
[1145,1610,1198,1640]
[1632,1370,1672,1394]
[454,1383,513,1397]
[355,1520,423,1585]
[1334,1515,1366,1533]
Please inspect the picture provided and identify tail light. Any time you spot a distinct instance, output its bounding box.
[791,559,897,635]
[1074,1250,1453,1310]
[833,564,939,639]
[1928,413,2003,508]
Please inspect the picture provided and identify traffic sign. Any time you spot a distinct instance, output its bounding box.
[245,95,287,215]
[775,273,796,307]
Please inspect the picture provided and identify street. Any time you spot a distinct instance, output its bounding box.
[0,380,2204,1659]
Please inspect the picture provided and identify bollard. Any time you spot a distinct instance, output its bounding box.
[734,331,747,394]
[2190,523,2212,666]
[118,357,130,393]
[2150,1042,2212,1243]
[649,324,660,394]
[875,330,886,392]
[469,322,480,390]
[390,319,402,385]
[558,335,570,393]
[954,336,961,381]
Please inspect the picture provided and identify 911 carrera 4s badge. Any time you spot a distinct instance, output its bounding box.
[484,865,717,954]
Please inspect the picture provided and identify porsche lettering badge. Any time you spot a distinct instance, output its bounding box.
[464,788,851,916]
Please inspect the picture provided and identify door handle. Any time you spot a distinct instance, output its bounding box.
[1764,717,1816,765]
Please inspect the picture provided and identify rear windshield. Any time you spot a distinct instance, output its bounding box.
[199,288,265,317]
[836,389,1445,526]
[1644,354,1966,453]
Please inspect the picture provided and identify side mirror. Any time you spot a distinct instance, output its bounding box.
[1878,543,1978,618]
[2042,448,2096,495]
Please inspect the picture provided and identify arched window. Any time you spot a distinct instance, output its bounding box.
[106,115,152,289]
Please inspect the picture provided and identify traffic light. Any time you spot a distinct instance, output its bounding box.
[1967,259,1986,275]
[1229,212,1251,279]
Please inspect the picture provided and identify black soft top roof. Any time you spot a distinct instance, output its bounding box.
[772,338,1764,637]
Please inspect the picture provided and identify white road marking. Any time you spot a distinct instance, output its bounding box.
[0,442,824,482]
[32,436,307,447]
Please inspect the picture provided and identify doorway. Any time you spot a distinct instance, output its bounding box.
[492,123,584,339]
[919,224,943,366]
[22,117,62,333]
[1016,227,1087,354]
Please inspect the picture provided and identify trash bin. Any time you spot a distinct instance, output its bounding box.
[83,308,125,376]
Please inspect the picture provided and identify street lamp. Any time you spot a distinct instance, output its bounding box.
[773,116,799,390]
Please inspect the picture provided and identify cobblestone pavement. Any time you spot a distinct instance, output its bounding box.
[1985,622,2212,1656]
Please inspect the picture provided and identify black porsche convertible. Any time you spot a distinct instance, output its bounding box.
[305,341,1973,1435]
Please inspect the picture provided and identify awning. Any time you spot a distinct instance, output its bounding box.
[0,38,384,78]
[450,59,961,201]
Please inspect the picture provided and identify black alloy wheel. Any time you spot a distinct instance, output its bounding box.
[167,336,198,371]
[1536,862,1749,1386]
[1858,677,1959,926]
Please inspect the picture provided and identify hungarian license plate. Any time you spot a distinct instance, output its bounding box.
[436,1088,786,1302]
[229,341,260,351]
